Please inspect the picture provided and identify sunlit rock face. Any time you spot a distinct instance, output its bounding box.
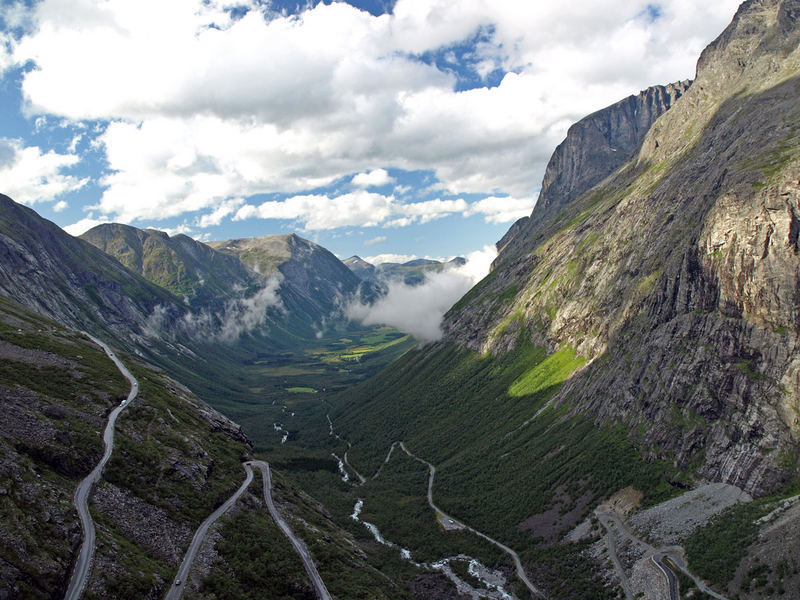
[442,0,800,496]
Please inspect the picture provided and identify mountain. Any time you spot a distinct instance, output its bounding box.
[445,0,800,494]
[0,295,252,598]
[333,1,800,598]
[496,80,690,265]
[209,234,370,336]
[343,255,377,280]
[0,295,415,599]
[495,216,528,253]
[345,255,467,286]
[0,195,184,347]
[82,226,368,339]
[80,223,258,307]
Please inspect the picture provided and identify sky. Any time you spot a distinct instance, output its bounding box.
[0,0,742,265]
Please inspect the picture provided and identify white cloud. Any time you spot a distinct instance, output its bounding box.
[0,138,88,205]
[235,191,395,230]
[53,200,68,212]
[364,236,387,247]
[214,277,283,343]
[465,196,536,224]
[63,215,109,236]
[233,191,513,230]
[0,33,13,77]
[347,245,498,342]
[197,197,244,228]
[157,223,194,237]
[10,0,741,224]
[352,168,395,188]
[145,276,283,343]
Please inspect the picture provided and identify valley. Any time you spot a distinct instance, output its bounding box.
[1,1,800,599]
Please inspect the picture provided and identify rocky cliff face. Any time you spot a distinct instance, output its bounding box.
[496,81,691,266]
[444,0,800,495]
[0,195,184,346]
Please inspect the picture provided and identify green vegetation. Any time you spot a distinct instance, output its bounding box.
[508,345,585,398]
[523,542,616,600]
[674,568,714,599]
[287,386,318,393]
[743,130,799,180]
[200,504,314,600]
[268,469,421,599]
[88,513,172,600]
[355,450,507,567]
[105,362,248,526]
[323,337,683,599]
[685,499,775,588]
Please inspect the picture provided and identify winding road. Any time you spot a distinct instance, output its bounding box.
[249,460,332,600]
[64,335,139,600]
[652,554,678,600]
[596,508,730,600]
[165,461,331,600]
[165,465,254,600]
[398,443,546,599]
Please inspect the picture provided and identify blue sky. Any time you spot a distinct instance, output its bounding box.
[0,0,740,264]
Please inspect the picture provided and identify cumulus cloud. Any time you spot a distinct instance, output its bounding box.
[0,138,88,205]
[352,168,395,188]
[63,216,110,236]
[347,245,497,342]
[235,191,395,230]
[197,197,244,228]
[464,196,536,224]
[8,0,740,224]
[234,191,526,230]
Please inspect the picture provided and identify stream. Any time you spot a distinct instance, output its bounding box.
[350,499,517,599]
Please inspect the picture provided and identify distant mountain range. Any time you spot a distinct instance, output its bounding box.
[344,255,466,286]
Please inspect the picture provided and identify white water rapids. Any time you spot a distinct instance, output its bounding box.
[350,500,517,598]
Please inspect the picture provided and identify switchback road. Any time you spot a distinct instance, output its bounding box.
[64,335,139,600]
[165,461,331,600]
[597,508,730,600]
[249,461,332,600]
[165,465,254,600]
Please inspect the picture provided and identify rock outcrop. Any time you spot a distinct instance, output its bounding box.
[496,81,690,265]
[444,0,800,495]
[0,195,183,345]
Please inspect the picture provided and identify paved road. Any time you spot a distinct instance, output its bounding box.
[165,465,255,600]
[398,443,546,599]
[596,512,635,600]
[371,442,398,480]
[597,508,730,600]
[64,335,139,600]
[343,450,366,484]
[662,552,730,600]
[249,461,332,600]
[652,554,678,600]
